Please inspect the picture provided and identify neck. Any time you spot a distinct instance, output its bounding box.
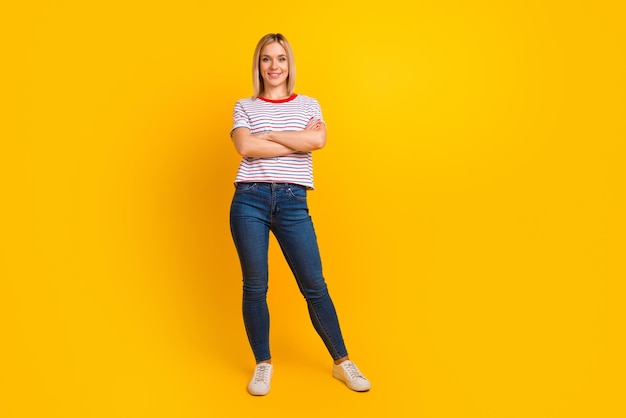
[262,86,289,100]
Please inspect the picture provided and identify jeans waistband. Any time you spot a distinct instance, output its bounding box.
[240,182,305,190]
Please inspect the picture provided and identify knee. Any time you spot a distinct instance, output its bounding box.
[302,281,329,302]
[243,281,268,301]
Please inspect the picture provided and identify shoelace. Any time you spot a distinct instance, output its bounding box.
[253,364,272,383]
[342,362,364,379]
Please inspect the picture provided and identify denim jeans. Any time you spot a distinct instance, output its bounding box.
[229,182,348,362]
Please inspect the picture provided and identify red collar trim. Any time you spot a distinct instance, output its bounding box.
[258,94,298,103]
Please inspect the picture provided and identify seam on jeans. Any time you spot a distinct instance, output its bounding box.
[286,186,307,202]
[242,309,271,363]
[231,187,273,363]
[280,245,344,360]
[235,182,258,194]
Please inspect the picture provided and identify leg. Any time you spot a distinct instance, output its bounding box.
[272,184,349,361]
[230,183,272,363]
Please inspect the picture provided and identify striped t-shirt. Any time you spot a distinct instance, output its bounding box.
[230,94,324,189]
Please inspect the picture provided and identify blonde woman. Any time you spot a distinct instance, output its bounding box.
[229,33,371,396]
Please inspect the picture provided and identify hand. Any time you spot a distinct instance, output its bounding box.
[304,117,323,131]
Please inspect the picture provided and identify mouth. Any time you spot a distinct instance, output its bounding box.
[267,72,283,79]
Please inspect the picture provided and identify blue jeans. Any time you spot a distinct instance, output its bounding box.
[230,182,348,362]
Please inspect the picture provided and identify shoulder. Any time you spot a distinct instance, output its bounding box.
[294,94,318,104]
[233,98,266,115]
[234,97,255,107]
[294,94,322,110]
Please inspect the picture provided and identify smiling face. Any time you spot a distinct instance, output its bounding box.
[259,42,289,96]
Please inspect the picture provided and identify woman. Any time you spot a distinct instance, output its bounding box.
[229,33,371,396]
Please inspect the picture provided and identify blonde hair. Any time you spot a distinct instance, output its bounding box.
[252,33,296,99]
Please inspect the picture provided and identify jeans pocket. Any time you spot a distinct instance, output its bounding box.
[235,182,258,193]
[286,185,307,201]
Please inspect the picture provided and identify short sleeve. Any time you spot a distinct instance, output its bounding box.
[310,98,325,125]
[231,100,250,135]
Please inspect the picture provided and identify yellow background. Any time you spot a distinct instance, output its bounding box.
[2,1,624,417]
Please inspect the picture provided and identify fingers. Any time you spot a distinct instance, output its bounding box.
[304,117,323,130]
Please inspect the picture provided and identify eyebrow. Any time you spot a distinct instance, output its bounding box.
[261,54,287,58]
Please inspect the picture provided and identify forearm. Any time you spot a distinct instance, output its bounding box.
[231,128,296,158]
[266,125,326,152]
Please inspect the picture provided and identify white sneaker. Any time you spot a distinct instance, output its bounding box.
[247,363,273,396]
[332,360,371,392]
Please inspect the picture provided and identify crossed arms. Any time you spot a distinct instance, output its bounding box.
[231,118,326,158]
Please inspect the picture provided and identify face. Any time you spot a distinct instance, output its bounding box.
[259,42,289,92]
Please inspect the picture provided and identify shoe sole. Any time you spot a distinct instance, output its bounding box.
[332,371,371,392]
[248,385,270,396]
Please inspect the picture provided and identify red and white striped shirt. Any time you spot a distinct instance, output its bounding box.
[231,94,324,189]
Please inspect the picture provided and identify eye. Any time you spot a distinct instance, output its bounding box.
[279,57,286,62]
[261,57,270,62]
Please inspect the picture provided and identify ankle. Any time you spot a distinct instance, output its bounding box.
[334,356,349,365]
